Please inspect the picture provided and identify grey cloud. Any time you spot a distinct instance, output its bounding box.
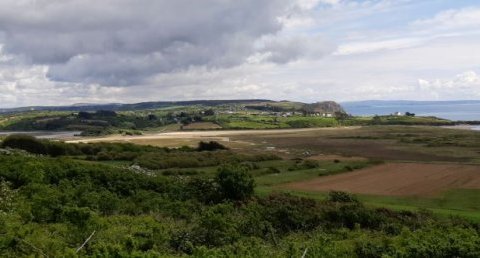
[0,0,291,85]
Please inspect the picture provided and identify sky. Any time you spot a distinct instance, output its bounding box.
[1,0,480,107]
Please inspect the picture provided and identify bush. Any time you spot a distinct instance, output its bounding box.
[215,165,254,201]
[0,181,17,214]
[266,167,281,174]
[197,141,228,151]
[301,159,320,169]
[327,191,359,203]
[187,178,222,204]
[62,206,94,228]
[1,134,47,154]
[259,193,321,234]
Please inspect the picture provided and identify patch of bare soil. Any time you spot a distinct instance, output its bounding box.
[284,163,480,196]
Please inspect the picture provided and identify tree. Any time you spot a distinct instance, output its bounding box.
[147,114,157,121]
[405,112,415,117]
[204,109,215,116]
[215,165,254,201]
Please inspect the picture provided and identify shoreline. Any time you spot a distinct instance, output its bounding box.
[442,125,480,131]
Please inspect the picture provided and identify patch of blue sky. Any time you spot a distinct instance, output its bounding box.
[306,0,480,38]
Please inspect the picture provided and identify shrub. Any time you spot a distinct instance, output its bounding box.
[215,165,254,201]
[259,193,321,234]
[187,178,222,204]
[192,204,240,247]
[1,134,47,154]
[301,159,320,169]
[62,206,94,228]
[197,141,228,151]
[266,167,281,174]
[0,181,17,214]
[327,191,359,203]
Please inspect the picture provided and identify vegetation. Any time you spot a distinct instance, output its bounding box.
[0,135,479,257]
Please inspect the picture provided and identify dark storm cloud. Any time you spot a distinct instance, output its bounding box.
[0,0,291,85]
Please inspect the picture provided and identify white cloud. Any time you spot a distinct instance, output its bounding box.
[412,7,480,31]
[418,71,480,91]
[334,37,426,55]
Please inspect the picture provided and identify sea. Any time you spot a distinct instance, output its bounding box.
[342,100,480,122]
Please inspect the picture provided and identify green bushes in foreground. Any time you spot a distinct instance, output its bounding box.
[0,150,479,256]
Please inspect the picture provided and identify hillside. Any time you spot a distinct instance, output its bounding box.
[0,99,272,113]
[304,101,346,114]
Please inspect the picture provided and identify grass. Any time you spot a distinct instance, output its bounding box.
[254,160,374,186]
[206,114,340,129]
[233,126,480,163]
[256,187,480,222]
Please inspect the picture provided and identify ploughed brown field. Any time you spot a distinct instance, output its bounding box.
[283,163,480,197]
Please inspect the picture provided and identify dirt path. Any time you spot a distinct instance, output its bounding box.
[284,163,480,196]
[66,127,360,143]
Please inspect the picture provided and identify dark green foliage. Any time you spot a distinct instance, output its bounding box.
[204,109,215,116]
[259,193,322,234]
[95,110,117,117]
[289,159,320,171]
[0,180,17,213]
[78,111,93,119]
[197,141,228,151]
[135,151,279,170]
[327,191,359,203]
[186,178,222,204]
[1,134,47,154]
[266,166,281,174]
[0,141,479,256]
[216,165,255,201]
